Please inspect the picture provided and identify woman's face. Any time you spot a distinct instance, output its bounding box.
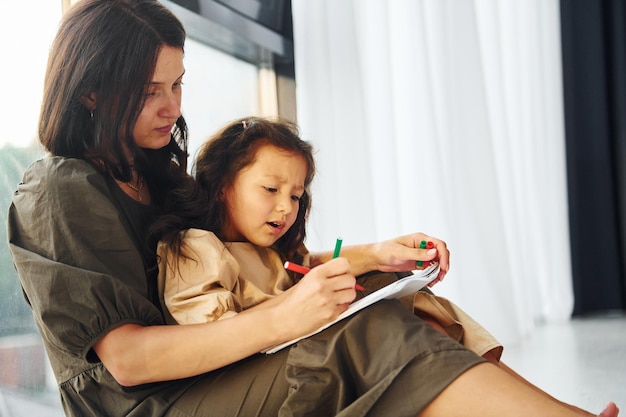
[222,144,307,246]
[133,46,185,149]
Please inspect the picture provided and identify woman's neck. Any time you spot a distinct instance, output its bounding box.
[116,171,151,204]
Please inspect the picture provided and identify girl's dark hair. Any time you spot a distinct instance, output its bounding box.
[39,0,188,203]
[153,117,316,265]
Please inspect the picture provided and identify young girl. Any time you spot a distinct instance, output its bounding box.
[155,117,496,354]
[156,117,316,324]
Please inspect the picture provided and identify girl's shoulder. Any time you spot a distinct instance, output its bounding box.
[158,229,230,268]
[183,228,220,240]
[181,228,226,252]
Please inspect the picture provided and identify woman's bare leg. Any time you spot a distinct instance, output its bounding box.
[418,362,619,417]
[601,404,620,417]
[487,355,618,416]
[419,314,618,417]
[484,353,590,416]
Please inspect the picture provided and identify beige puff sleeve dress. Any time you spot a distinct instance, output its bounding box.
[157,228,298,325]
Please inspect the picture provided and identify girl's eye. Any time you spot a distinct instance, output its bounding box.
[264,186,277,193]
[291,195,302,202]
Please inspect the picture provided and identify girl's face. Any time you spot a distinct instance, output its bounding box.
[133,46,185,149]
[222,144,307,246]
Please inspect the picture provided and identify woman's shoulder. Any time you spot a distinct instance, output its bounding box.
[25,155,97,176]
[22,156,106,193]
[26,155,92,171]
[13,157,117,222]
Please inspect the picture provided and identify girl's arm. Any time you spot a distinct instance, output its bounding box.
[309,232,450,282]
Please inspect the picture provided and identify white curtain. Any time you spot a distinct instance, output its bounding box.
[291,0,573,346]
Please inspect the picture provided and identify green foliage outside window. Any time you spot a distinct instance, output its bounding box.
[0,143,45,338]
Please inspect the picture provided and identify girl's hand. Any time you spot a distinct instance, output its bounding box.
[368,233,450,283]
[276,258,357,338]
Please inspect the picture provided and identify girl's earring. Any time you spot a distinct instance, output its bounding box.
[90,109,95,120]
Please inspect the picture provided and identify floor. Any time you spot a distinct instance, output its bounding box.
[501,314,626,413]
[1,315,625,416]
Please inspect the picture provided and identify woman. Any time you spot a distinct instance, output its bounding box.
[7,1,619,416]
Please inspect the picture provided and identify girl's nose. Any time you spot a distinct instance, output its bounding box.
[276,196,292,215]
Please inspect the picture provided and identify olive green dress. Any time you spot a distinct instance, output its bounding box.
[8,156,484,417]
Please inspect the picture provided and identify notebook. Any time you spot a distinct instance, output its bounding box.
[263,262,440,354]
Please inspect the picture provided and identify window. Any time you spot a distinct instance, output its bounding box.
[182,37,260,160]
[0,1,61,414]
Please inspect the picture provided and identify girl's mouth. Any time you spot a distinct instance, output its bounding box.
[268,221,285,230]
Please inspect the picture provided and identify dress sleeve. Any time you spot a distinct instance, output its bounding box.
[158,229,242,324]
[8,158,163,364]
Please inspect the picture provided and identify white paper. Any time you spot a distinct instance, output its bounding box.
[263,263,440,354]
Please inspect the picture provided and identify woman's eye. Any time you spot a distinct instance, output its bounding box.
[264,186,277,193]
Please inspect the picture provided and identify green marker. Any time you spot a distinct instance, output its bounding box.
[416,240,427,267]
[333,237,343,259]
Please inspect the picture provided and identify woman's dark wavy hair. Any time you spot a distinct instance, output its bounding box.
[153,117,316,266]
[39,0,188,205]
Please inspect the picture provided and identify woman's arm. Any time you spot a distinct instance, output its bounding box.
[94,258,357,386]
[309,232,450,282]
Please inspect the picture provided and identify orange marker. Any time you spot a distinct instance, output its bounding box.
[284,261,310,275]
[283,261,365,291]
